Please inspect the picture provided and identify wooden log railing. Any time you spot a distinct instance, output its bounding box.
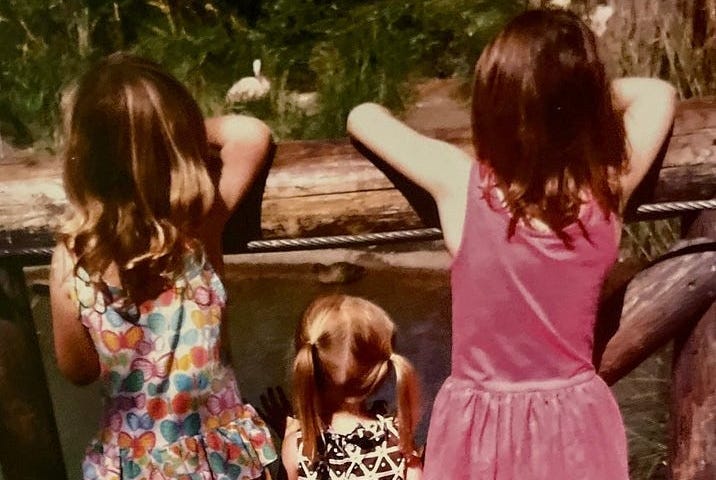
[1,97,715,248]
[0,96,714,480]
[669,210,716,480]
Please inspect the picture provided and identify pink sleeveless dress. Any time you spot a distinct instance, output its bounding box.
[423,164,629,479]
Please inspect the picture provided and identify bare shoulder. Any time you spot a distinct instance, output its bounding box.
[347,102,472,199]
[612,78,677,204]
[434,140,472,192]
[205,114,271,148]
[406,463,423,480]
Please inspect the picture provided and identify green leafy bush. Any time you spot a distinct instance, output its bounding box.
[0,0,521,144]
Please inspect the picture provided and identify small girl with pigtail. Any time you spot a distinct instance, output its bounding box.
[281,295,423,480]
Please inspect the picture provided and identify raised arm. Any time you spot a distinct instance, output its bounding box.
[201,115,272,269]
[204,114,273,217]
[347,103,472,255]
[612,78,677,203]
[346,103,471,201]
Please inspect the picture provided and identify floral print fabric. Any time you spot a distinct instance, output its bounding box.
[75,253,277,479]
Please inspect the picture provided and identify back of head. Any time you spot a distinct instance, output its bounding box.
[62,52,215,303]
[472,9,627,245]
[292,295,419,460]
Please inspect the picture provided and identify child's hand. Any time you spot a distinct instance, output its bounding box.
[256,385,293,437]
[285,415,300,435]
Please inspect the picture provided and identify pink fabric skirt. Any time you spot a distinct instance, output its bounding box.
[423,372,629,479]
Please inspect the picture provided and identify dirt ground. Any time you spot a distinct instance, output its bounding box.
[403,77,471,131]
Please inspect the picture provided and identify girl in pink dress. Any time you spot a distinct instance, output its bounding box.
[346,9,676,480]
[50,52,277,479]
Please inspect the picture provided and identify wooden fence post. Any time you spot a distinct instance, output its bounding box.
[669,210,716,479]
[0,258,66,479]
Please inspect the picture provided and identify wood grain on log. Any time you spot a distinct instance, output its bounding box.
[597,237,716,385]
[0,97,714,250]
[670,303,716,480]
[669,210,716,480]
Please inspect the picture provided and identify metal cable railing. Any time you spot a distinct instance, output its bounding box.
[1,198,714,259]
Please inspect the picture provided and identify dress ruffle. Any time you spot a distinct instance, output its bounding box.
[424,373,629,480]
[83,404,277,480]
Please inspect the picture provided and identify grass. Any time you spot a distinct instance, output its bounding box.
[621,220,681,262]
[1,1,713,147]
[0,0,521,147]
[597,0,715,98]
[612,346,672,480]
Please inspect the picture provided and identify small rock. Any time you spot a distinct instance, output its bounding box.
[312,262,366,285]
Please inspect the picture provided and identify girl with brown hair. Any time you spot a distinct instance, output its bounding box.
[50,52,277,479]
[347,8,676,480]
[282,295,422,480]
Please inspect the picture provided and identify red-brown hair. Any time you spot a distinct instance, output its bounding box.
[472,9,627,246]
[60,52,214,304]
[292,295,420,461]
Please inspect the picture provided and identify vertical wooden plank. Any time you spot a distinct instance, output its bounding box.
[670,210,716,479]
[0,258,66,479]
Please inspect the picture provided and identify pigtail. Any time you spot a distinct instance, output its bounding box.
[390,352,420,456]
[293,342,322,460]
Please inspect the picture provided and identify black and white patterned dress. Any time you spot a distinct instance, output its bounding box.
[296,415,407,480]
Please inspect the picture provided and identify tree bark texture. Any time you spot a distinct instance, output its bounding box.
[0,97,713,253]
[596,237,716,385]
[0,259,66,479]
[669,210,716,480]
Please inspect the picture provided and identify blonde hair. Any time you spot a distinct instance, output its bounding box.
[292,295,420,461]
[60,52,215,304]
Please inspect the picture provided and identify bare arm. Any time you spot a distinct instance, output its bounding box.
[281,430,300,480]
[347,103,472,255]
[201,115,273,269]
[49,243,100,385]
[612,78,677,203]
[204,114,273,218]
[406,464,423,480]
[346,103,471,202]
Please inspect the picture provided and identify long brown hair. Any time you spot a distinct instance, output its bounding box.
[292,295,420,461]
[60,52,215,304]
[472,9,627,246]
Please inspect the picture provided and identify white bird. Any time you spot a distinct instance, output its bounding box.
[226,59,271,103]
[549,0,571,8]
[588,4,615,37]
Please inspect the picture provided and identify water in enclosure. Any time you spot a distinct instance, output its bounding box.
[21,242,669,480]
